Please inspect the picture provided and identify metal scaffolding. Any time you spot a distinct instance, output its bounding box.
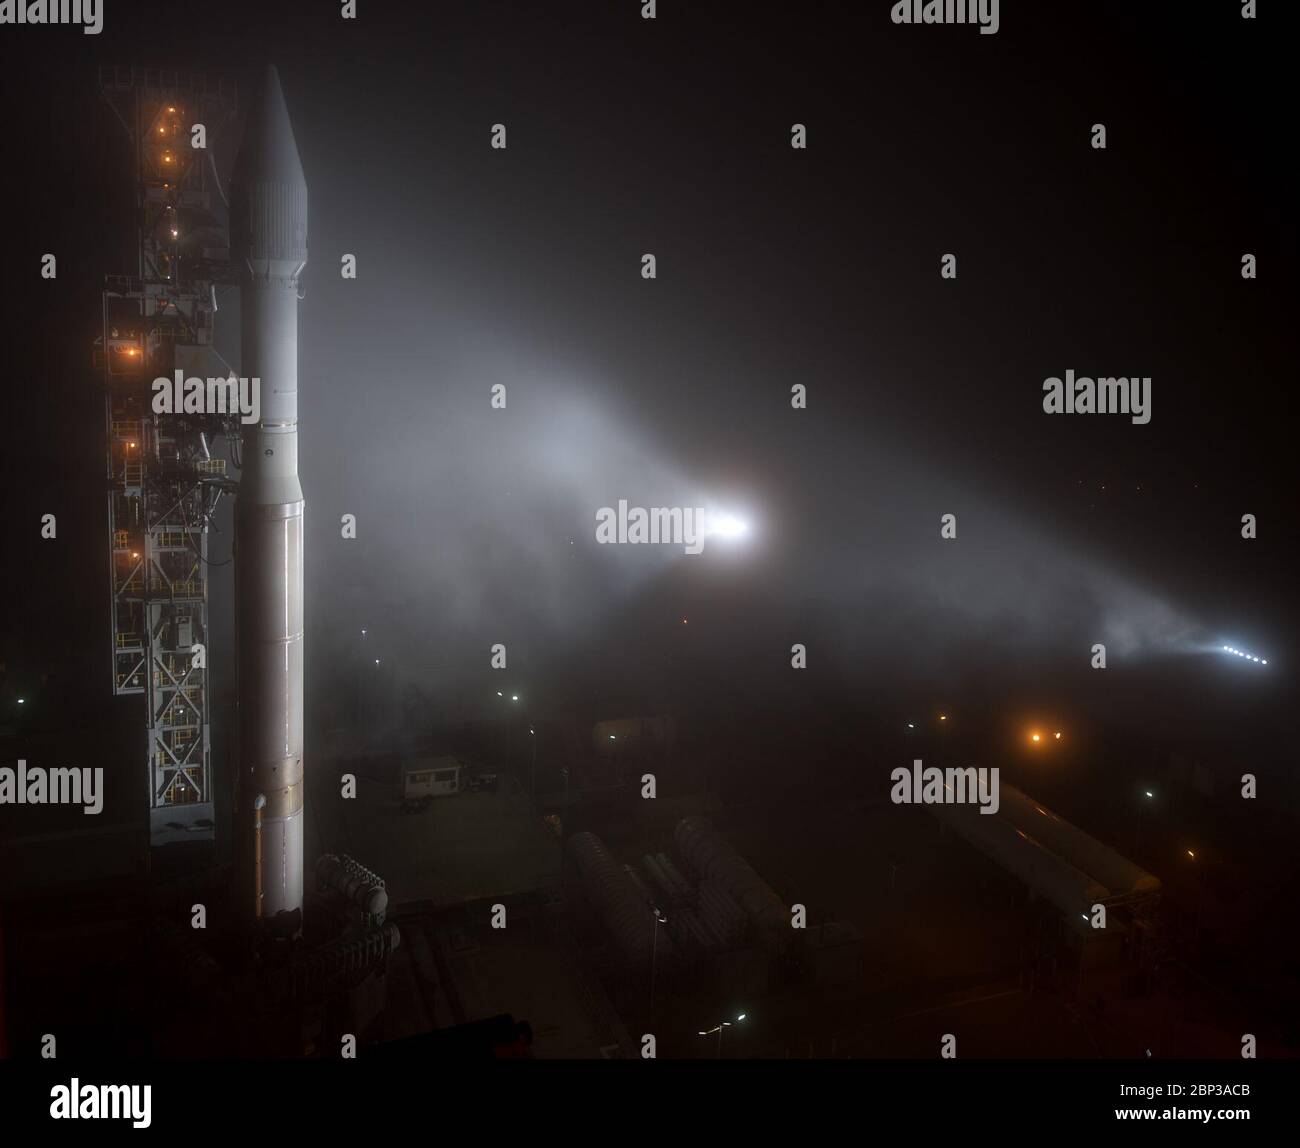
[95,66,238,846]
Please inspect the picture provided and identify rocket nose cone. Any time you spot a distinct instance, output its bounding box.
[232,65,307,193]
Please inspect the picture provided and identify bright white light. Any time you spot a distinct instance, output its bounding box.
[1222,644,1267,666]
[710,514,747,538]
[698,509,751,543]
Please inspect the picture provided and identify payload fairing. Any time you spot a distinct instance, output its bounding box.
[231,67,308,929]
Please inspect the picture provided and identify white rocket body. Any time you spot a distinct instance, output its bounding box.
[231,67,308,927]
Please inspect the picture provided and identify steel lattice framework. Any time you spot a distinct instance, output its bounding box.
[95,66,239,845]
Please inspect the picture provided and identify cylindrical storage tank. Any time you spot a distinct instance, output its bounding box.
[927,800,1108,930]
[316,854,389,919]
[997,785,1161,897]
[673,818,788,951]
[640,854,681,907]
[567,832,672,969]
[656,855,693,898]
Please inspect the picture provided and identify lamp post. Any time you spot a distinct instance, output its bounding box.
[699,1012,747,1058]
[530,725,537,796]
[1136,787,1155,853]
[650,906,667,1018]
[355,628,367,727]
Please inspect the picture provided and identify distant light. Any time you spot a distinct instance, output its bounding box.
[906,723,914,729]
[1054,731,1062,740]
[1186,849,1196,859]
[939,714,947,722]
[16,698,23,705]
[700,510,750,541]
[529,728,535,735]
[496,691,503,696]
[736,1013,746,1021]
[609,734,616,740]
[1031,733,1041,743]
[374,659,380,665]
[1144,790,1154,798]
[511,695,518,702]
[1222,644,1268,665]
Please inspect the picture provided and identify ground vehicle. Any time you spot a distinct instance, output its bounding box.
[398,758,462,813]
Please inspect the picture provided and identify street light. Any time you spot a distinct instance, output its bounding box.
[700,1012,747,1057]
[650,906,668,1018]
[1136,786,1155,851]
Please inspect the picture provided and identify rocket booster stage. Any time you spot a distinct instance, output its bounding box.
[231,67,308,929]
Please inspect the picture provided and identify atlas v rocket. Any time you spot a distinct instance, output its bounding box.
[230,67,308,930]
